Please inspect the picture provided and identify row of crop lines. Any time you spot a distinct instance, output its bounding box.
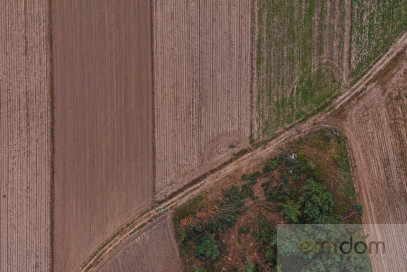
[385,87,407,186]
[349,103,392,221]
[350,0,407,78]
[0,1,51,271]
[348,84,407,223]
[253,0,345,140]
[95,214,181,271]
[153,0,251,200]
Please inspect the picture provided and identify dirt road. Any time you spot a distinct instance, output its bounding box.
[0,1,51,271]
[52,1,153,271]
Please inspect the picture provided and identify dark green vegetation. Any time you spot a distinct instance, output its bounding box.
[174,128,363,271]
[351,0,407,78]
[254,0,345,139]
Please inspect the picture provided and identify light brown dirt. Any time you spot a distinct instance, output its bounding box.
[52,1,153,271]
[153,0,252,200]
[0,1,51,271]
[94,213,181,272]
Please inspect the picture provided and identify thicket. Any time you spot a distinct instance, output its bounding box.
[175,129,364,271]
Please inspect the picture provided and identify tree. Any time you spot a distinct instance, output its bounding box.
[265,248,277,264]
[196,234,220,261]
[281,200,301,223]
[300,179,334,223]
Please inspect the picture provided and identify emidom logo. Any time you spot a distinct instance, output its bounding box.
[278,224,407,271]
[300,236,385,255]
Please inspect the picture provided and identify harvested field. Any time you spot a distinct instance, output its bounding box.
[253,0,347,139]
[95,213,181,272]
[52,1,153,271]
[341,43,407,271]
[153,0,252,200]
[0,1,51,271]
[351,0,407,78]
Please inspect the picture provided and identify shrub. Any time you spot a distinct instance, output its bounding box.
[244,262,256,272]
[174,195,204,222]
[238,226,250,234]
[241,180,257,198]
[281,200,301,223]
[267,183,291,204]
[300,179,334,223]
[207,202,241,232]
[265,248,277,264]
[250,171,261,180]
[241,174,250,181]
[263,159,278,173]
[191,267,207,272]
[254,217,274,245]
[196,234,220,261]
[223,185,245,207]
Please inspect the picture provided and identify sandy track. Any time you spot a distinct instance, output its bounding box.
[94,213,181,272]
[52,1,153,271]
[153,0,252,200]
[0,1,51,271]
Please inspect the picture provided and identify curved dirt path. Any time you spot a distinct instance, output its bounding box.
[81,30,407,272]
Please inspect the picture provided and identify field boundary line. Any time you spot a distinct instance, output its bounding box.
[48,0,55,270]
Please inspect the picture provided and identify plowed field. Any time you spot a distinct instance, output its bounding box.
[340,34,407,272]
[0,1,51,271]
[153,0,252,201]
[52,1,153,271]
[95,213,181,272]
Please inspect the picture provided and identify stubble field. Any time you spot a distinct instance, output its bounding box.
[52,1,153,271]
[0,1,51,271]
[153,0,252,200]
[351,0,407,78]
[253,0,348,140]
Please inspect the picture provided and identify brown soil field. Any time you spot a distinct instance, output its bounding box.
[52,1,153,271]
[153,0,252,200]
[94,213,181,272]
[343,47,407,224]
[338,36,407,271]
[0,1,51,271]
